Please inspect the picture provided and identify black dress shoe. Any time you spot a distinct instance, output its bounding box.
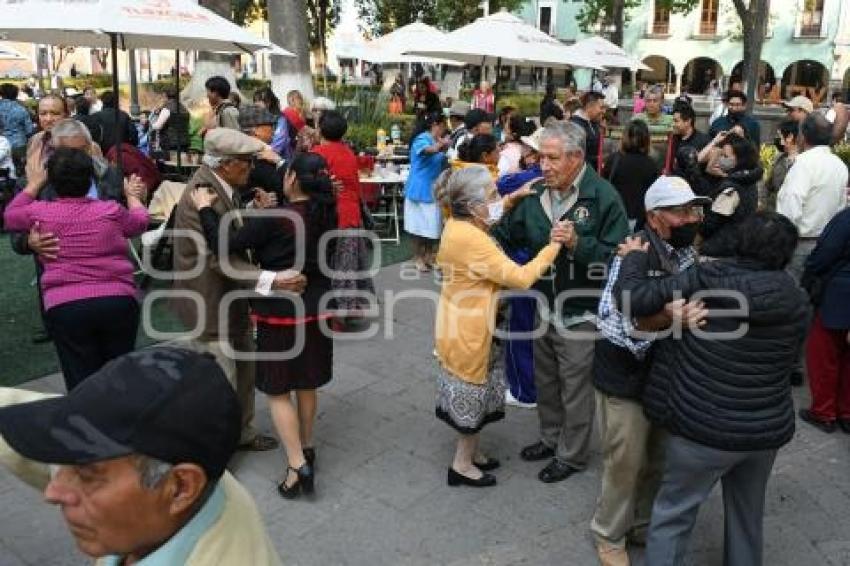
[447,467,497,487]
[303,447,316,470]
[538,459,579,483]
[277,463,315,499]
[520,441,554,462]
[838,419,850,434]
[790,370,804,387]
[799,409,836,433]
[473,457,500,472]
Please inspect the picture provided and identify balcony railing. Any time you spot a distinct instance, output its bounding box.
[799,22,822,37]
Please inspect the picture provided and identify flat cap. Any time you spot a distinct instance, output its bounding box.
[238,104,279,130]
[204,127,266,157]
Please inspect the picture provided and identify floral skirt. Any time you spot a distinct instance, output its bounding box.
[436,342,506,434]
[331,235,376,312]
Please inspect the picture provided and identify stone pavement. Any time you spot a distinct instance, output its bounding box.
[1,264,850,566]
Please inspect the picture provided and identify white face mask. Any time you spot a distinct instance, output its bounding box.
[485,200,504,225]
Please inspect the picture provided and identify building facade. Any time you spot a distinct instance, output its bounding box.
[516,0,849,100]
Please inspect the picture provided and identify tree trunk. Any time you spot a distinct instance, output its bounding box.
[611,0,626,47]
[269,0,315,100]
[180,0,240,105]
[734,0,769,113]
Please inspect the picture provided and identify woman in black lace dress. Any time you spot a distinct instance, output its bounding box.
[190,152,337,500]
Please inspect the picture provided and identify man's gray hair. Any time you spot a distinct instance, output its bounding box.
[540,122,586,155]
[201,153,223,169]
[52,118,92,144]
[436,165,492,219]
[647,85,664,98]
[134,455,174,489]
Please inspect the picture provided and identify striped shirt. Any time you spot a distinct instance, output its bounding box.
[3,192,148,309]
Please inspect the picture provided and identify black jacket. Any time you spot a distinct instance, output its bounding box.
[569,114,601,171]
[86,108,139,154]
[700,165,762,242]
[805,207,850,329]
[616,252,809,451]
[593,229,687,400]
[198,201,333,317]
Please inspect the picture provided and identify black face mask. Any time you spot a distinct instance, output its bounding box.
[773,136,784,152]
[727,110,743,123]
[668,223,699,248]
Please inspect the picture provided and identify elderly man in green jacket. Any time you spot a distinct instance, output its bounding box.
[493,121,629,483]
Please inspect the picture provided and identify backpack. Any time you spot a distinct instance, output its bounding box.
[107,143,162,194]
[215,100,236,127]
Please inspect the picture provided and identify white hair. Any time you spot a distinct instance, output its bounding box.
[436,166,492,219]
[310,97,336,112]
[540,121,586,155]
[202,154,224,169]
[52,118,92,144]
[134,455,173,489]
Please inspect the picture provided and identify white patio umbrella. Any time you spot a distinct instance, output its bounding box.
[260,43,296,58]
[571,36,650,71]
[365,22,463,66]
[404,11,605,70]
[0,0,272,171]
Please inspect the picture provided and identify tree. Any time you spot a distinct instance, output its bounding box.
[49,46,75,74]
[268,0,316,101]
[357,0,524,36]
[356,0,436,37]
[181,0,241,105]
[305,0,342,75]
[729,0,771,110]
[92,48,110,73]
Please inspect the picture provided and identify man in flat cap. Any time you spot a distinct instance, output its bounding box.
[238,104,288,204]
[172,128,306,451]
[0,347,282,565]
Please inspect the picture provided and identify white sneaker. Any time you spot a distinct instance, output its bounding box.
[505,390,537,409]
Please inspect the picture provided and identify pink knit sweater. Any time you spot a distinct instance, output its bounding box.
[4,192,149,310]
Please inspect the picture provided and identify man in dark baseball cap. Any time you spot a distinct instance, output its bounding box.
[0,347,282,565]
[238,103,287,202]
[449,108,493,160]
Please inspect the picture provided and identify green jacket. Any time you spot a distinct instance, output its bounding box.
[492,167,629,321]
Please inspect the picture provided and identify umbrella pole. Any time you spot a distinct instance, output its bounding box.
[494,57,501,110]
[175,50,181,170]
[110,33,123,178]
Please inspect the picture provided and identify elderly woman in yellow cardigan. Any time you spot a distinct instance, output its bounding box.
[434,165,569,488]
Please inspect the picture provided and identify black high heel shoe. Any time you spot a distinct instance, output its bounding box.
[303,447,316,470]
[447,467,497,487]
[277,463,315,499]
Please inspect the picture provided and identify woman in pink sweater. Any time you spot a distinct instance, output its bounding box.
[4,147,148,390]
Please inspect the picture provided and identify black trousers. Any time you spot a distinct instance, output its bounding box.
[45,296,140,391]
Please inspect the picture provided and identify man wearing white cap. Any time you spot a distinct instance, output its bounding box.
[782,95,814,123]
[591,176,708,566]
[171,128,307,452]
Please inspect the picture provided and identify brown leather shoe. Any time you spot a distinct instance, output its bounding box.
[596,542,630,566]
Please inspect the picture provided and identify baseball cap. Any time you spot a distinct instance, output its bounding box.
[204,127,266,158]
[0,347,241,481]
[464,108,491,130]
[782,95,813,114]
[238,104,279,130]
[449,100,471,118]
[520,127,544,152]
[644,176,711,211]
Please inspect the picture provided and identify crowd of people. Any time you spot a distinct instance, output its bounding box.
[0,72,849,566]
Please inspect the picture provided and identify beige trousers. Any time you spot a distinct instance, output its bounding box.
[590,391,666,548]
[182,331,257,444]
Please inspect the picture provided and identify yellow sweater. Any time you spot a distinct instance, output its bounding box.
[435,219,560,384]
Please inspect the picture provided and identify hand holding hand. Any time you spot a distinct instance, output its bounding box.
[505,186,534,211]
[273,271,307,294]
[190,187,217,210]
[253,188,278,209]
[617,236,649,257]
[27,221,59,261]
[663,299,708,329]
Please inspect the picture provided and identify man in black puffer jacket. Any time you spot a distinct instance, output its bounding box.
[616,211,809,566]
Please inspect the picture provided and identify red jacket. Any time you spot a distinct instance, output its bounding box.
[311,141,361,228]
